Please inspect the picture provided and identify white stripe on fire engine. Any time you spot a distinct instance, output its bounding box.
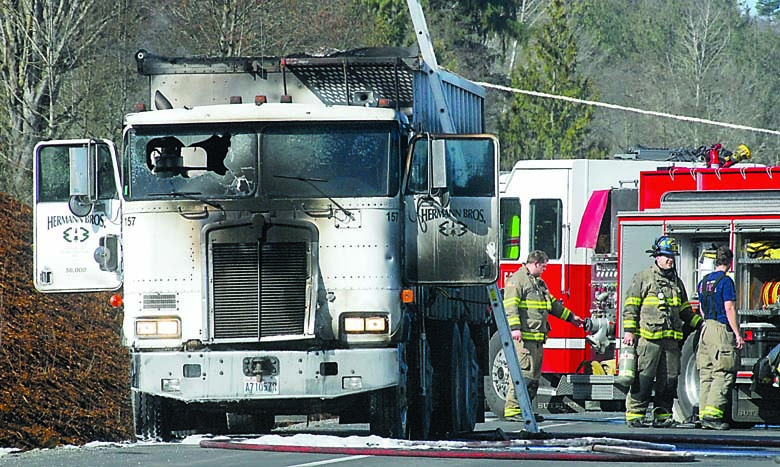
[543,338,586,350]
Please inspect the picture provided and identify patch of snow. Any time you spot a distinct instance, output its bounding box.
[0,448,21,457]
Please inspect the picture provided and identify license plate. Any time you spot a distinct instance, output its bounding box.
[244,376,279,395]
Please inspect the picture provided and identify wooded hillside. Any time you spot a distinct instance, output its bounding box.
[2,0,780,200]
[0,194,132,450]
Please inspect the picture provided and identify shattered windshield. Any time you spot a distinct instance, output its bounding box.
[125,125,257,200]
[261,122,400,198]
[124,122,400,200]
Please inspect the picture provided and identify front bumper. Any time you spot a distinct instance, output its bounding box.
[130,347,400,402]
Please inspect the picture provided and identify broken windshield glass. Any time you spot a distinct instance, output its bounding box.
[125,125,257,200]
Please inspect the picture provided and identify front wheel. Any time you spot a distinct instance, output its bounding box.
[484,331,509,419]
[370,386,408,439]
[133,392,172,441]
[370,345,409,439]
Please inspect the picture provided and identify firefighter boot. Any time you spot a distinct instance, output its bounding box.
[625,413,647,428]
[701,417,730,430]
[651,407,676,428]
[505,413,545,423]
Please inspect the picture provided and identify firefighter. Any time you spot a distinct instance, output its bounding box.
[622,236,703,428]
[696,246,744,430]
[502,250,584,422]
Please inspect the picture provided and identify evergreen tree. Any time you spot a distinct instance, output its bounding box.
[357,0,412,46]
[499,0,596,167]
[757,0,780,19]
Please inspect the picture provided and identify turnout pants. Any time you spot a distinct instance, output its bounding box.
[625,337,680,422]
[504,340,543,418]
[697,320,739,421]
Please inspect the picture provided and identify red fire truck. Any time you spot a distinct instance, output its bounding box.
[487,157,698,416]
[488,156,780,427]
[619,165,780,426]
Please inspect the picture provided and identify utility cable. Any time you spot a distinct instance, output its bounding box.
[477,81,780,137]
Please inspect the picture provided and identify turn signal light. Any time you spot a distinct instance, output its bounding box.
[402,289,414,303]
[110,294,123,308]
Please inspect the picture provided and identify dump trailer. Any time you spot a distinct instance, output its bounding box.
[31,47,500,440]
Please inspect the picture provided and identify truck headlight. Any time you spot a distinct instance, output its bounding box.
[342,314,388,334]
[136,318,181,338]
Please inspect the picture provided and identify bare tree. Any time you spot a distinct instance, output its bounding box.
[663,0,731,142]
[165,0,372,57]
[168,0,265,56]
[0,0,117,199]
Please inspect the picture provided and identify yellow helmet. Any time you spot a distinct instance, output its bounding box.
[734,144,751,162]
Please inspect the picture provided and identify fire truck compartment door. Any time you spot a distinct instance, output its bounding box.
[33,139,123,292]
[617,221,663,319]
[403,134,499,284]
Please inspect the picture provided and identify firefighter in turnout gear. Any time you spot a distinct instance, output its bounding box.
[622,236,703,428]
[502,250,584,422]
[696,246,743,430]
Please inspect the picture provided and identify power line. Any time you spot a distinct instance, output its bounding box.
[477,81,780,137]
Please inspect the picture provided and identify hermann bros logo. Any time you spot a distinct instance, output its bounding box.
[47,214,105,243]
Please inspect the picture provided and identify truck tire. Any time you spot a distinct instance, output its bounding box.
[484,331,508,419]
[675,329,756,428]
[133,392,172,441]
[370,386,408,439]
[429,321,463,437]
[460,323,479,432]
[675,329,701,423]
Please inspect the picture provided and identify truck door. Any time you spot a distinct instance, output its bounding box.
[403,134,499,284]
[33,140,123,292]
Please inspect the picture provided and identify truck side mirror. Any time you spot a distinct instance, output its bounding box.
[68,145,97,216]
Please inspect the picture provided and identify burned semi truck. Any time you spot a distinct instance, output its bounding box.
[32,47,500,440]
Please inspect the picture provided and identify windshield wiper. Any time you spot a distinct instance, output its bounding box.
[274,174,354,220]
[148,191,224,210]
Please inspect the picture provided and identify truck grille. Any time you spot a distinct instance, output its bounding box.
[212,242,308,340]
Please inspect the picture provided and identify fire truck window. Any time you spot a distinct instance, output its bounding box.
[500,198,521,260]
[594,198,612,254]
[530,198,562,260]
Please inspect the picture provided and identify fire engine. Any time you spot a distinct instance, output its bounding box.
[488,157,780,427]
[487,157,699,416]
[619,165,780,426]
